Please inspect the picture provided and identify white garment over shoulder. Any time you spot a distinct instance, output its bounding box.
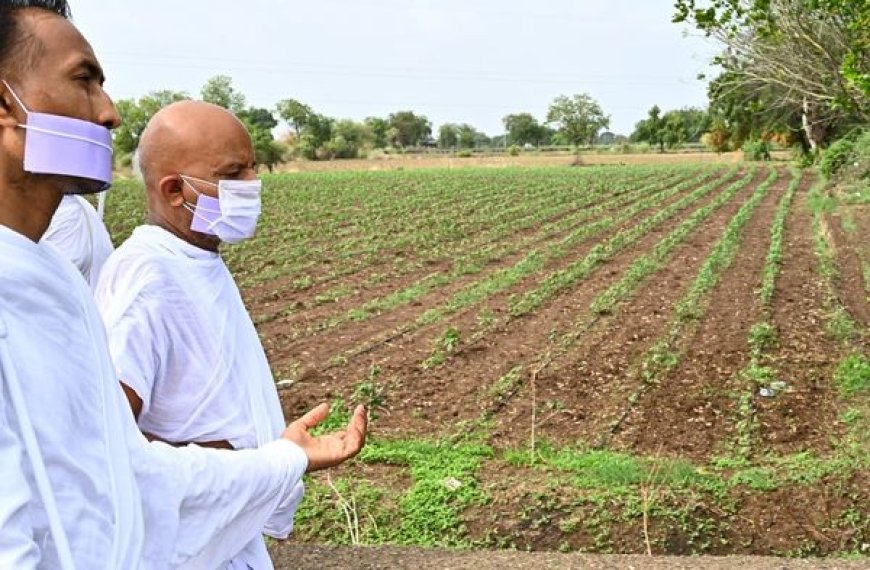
[96,225,302,569]
[41,194,114,290]
[0,224,308,569]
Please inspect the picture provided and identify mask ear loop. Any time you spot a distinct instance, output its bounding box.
[181,174,218,188]
[1,79,113,153]
[181,176,222,233]
[1,79,30,116]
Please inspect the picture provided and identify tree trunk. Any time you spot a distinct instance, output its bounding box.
[802,97,825,153]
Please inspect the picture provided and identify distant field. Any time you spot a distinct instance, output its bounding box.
[105,164,868,557]
[271,150,790,173]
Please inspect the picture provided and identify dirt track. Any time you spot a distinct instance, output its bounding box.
[270,544,869,569]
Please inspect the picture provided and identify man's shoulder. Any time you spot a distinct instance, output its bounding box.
[100,231,182,295]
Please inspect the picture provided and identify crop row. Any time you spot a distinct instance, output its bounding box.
[287,168,725,339]
[254,167,705,325]
[603,167,781,443]
[230,167,695,287]
[315,167,740,372]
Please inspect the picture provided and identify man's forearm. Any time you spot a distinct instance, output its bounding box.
[142,431,233,449]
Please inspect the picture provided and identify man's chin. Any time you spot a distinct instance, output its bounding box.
[55,174,111,195]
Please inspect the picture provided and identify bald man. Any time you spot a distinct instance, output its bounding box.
[94,101,300,569]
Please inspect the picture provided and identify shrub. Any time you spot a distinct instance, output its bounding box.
[834,354,870,397]
[507,144,520,157]
[819,137,856,179]
[743,139,771,161]
[296,133,319,160]
[324,135,358,159]
[314,146,335,161]
[631,142,652,154]
[791,144,815,168]
[702,130,730,153]
[457,149,473,158]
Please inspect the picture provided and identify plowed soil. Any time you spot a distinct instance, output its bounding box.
[231,165,868,559]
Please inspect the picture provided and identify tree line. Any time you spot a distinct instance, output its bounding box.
[673,0,868,156]
[113,79,626,169]
[114,77,717,170]
[114,0,867,169]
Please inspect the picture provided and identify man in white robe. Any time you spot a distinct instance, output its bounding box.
[96,101,304,569]
[0,3,367,568]
[42,194,114,289]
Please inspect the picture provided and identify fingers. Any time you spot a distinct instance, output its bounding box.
[347,405,368,447]
[297,402,330,430]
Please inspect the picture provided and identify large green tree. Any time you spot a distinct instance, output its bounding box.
[276,99,314,135]
[457,124,479,149]
[275,98,335,159]
[502,112,547,146]
[706,69,808,149]
[674,0,869,150]
[387,111,431,147]
[631,105,665,151]
[364,117,390,148]
[200,75,246,114]
[438,123,460,148]
[237,108,283,172]
[326,119,374,159]
[113,90,190,155]
[632,106,711,151]
[237,107,278,132]
[294,114,334,160]
[546,94,610,147]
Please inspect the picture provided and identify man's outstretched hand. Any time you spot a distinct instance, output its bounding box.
[281,403,368,472]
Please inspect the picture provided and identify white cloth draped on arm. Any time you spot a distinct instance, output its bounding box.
[41,194,114,290]
[0,224,307,569]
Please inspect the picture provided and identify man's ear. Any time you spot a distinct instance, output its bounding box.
[159,175,185,207]
[0,83,20,128]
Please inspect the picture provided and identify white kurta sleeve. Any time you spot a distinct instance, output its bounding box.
[0,404,39,569]
[264,479,305,539]
[103,293,163,417]
[125,409,308,568]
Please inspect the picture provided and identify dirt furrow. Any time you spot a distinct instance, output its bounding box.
[271,170,734,387]
[826,209,870,328]
[278,170,756,436]
[480,169,772,449]
[752,180,851,457]
[252,175,670,332]
[247,171,692,329]
[613,170,794,461]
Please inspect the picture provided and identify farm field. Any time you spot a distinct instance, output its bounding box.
[272,149,788,173]
[104,163,869,557]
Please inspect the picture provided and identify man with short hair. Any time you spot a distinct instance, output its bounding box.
[0,2,366,568]
[96,100,304,569]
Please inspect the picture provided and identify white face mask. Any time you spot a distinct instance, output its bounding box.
[181,175,262,244]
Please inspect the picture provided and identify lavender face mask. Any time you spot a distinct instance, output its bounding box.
[3,80,114,193]
[183,185,222,235]
[181,175,262,244]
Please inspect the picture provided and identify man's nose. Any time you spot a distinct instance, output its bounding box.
[96,88,121,130]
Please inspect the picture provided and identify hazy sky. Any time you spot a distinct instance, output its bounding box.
[71,0,720,137]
